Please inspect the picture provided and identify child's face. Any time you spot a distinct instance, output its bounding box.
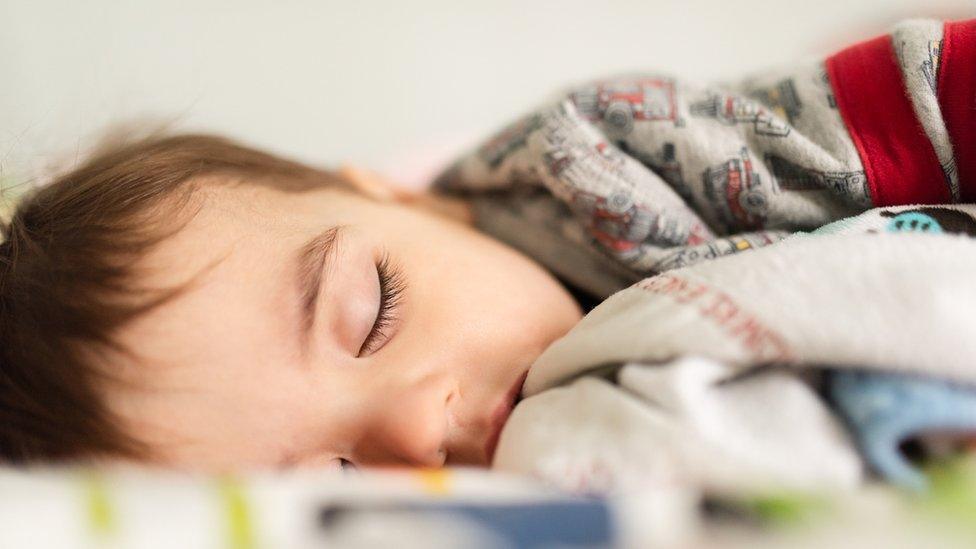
[103,171,583,472]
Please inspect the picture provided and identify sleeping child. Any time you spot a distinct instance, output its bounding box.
[1,18,975,501]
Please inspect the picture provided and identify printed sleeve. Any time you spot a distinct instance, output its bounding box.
[432,19,974,288]
[825,19,974,206]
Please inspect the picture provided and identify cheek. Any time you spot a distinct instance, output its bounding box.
[411,234,577,356]
[463,249,582,354]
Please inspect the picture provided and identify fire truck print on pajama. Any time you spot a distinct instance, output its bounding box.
[541,135,699,257]
[704,147,768,231]
[747,79,802,124]
[764,154,871,206]
[619,142,696,206]
[649,232,781,272]
[570,78,682,135]
[477,114,544,169]
[542,141,655,255]
[569,188,658,255]
[690,92,791,137]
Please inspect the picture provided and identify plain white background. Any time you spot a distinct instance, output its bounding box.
[2,0,973,187]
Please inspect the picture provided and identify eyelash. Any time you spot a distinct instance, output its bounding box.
[357,251,405,357]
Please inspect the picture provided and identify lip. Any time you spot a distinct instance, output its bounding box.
[483,371,529,463]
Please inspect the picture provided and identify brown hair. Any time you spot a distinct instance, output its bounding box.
[0,134,349,465]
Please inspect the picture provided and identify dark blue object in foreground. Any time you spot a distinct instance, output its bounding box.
[318,499,614,548]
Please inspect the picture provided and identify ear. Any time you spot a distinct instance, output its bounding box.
[337,165,415,202]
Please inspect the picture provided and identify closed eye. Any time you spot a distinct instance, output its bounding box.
[357,250,405,356]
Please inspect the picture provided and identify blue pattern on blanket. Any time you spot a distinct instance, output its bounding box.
[820,207,976,491]
[828,370,976,491]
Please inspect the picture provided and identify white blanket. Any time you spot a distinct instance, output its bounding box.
[493,212,976,497]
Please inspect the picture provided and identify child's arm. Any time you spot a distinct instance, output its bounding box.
[819,18,973,206]
[435,19,975,287]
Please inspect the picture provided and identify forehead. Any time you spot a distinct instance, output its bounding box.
[110,181,354,372]
[140,181,348,286]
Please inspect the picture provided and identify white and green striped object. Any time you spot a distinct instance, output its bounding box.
[0,462,974,548]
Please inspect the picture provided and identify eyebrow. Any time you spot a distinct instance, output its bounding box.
[295,225,344,353]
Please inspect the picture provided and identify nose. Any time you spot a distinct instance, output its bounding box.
[353,380,451,467]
